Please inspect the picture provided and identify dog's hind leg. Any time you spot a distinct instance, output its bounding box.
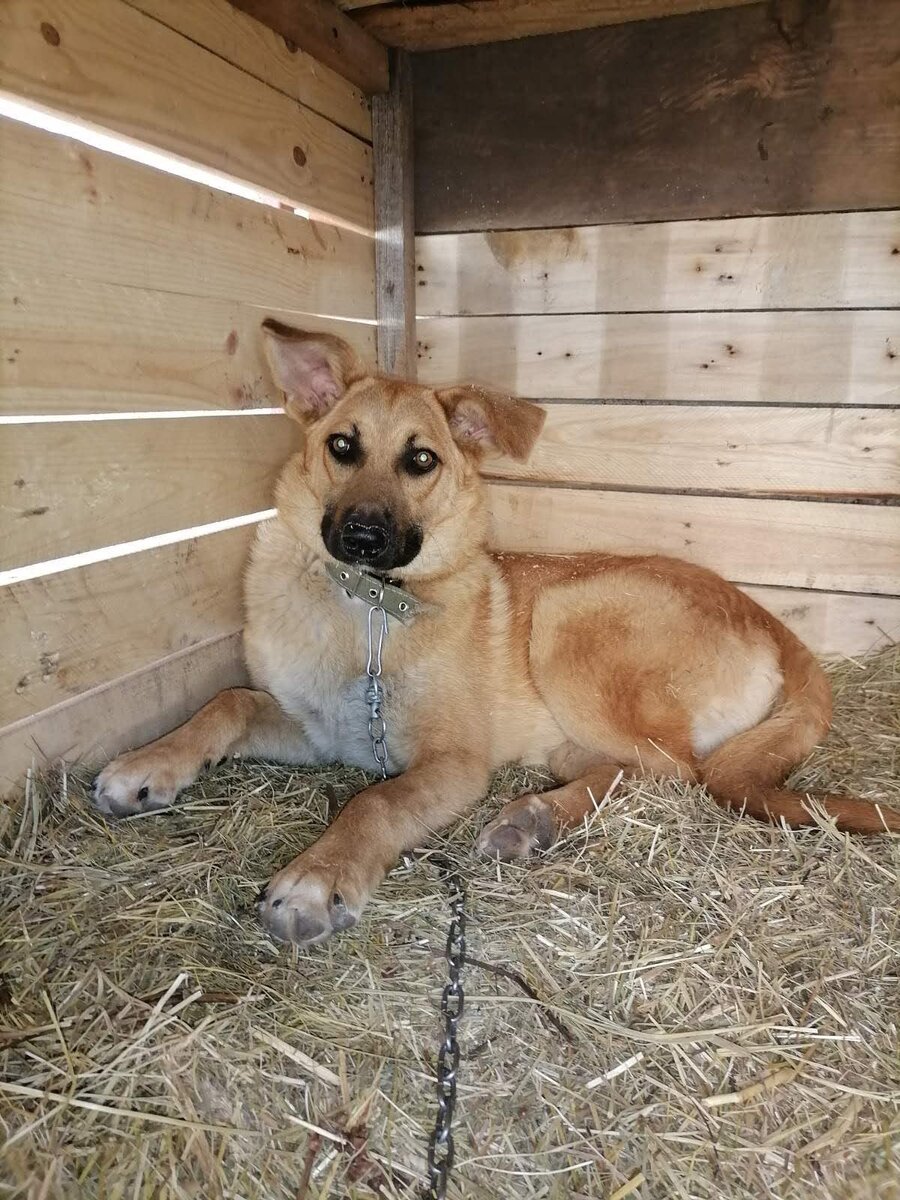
[92,688,311,817]
[477,742,696,861]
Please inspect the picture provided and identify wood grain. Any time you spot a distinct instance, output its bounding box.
[738,586,900,660]
[416,211,900,316]
[230,0,389,93]
[373,51,416,377]
[487,484,900,594]
[412,0,900,232]
[1,121,375,319]
[488,406,899,497]
[1,276,375,416]
[0,632,248,794]
[358,0,758,51]
[1,527,253,724]
[416,312,900,405]
[124,0,371,139]
[0,0,373,230]
[1,415,299,569]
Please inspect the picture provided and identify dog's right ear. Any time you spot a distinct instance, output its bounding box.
[261,319,367,423]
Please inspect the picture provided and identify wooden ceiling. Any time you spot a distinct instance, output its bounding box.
[341,0,762,53]
[228,1,763,92]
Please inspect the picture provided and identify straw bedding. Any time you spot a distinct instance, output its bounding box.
[2,648,898,1199]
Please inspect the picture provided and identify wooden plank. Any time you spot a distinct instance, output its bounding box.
[487,484,900,594]
[373,51,416,377]
[0,277,376,416]
[0,0,373,231]
[1,527,252,724]
[124,0,372,139]
[488,406,899,497]
[738,586,900,660]
[416,212,900,316]
[412,0,900,232]
[0,633,249,794]
[1,415,299,569]
[230,0,389,94]
[358,0,758,51]
[416,312,900,405]
[1,121,375,320]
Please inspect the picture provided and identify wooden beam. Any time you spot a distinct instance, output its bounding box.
[2,120,375,324]
[1,276,375,418]
[486,406,900,499]
[1,416,299,569]
[1,0,374,230]
[127,0,372,140]
[487,484,900,595]
[417,311,900,406]
[2,527,251,725]
[372,50,416,377]
[415,212,900,316]
[229,0,389,93]
[412,0,900,232]
[0,633,248,794]
[355,0,759,51]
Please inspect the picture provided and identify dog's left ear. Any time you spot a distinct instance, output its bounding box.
[436,385,545,462]
[261,319,367,422]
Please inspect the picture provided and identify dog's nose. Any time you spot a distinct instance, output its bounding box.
[340,518,389,562]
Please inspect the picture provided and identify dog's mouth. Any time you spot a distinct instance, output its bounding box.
[320,507,423,574]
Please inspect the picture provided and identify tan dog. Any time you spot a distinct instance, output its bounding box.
[92,321,900,945]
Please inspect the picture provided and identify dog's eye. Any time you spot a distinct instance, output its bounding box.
[327,432,358,462]
[407,447,439,475]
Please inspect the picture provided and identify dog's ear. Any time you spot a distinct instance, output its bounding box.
[436,385,545,462]
[261,319,367,422]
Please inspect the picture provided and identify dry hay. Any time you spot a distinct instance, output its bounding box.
[1,647,899,1200]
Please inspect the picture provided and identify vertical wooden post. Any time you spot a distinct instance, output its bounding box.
[372,49,416,379]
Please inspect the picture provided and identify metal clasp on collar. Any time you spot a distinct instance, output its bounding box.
[364,585,389,779]
[324,561,421,625]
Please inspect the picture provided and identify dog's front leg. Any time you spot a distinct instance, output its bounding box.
[93,688,312,817]
[258,752,490,947]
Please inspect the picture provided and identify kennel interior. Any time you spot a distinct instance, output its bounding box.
[1,1,898,1197]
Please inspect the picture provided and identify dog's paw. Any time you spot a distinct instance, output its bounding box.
[257,854,366,948]
[92,740,207,818]
[476,794,558,861]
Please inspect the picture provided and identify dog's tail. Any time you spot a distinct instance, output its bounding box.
[701,625,900,834]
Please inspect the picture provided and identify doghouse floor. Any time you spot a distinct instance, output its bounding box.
[2,649,898,1199]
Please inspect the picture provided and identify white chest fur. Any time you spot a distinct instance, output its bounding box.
[242,520,419,772]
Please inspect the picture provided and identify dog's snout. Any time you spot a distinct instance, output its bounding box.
[322,504,422,571]
[340,517,389,563]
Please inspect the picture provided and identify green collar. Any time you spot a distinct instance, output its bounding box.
[324,561,424,625]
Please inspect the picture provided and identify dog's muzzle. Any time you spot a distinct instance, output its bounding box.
[321,506,423,573]
[340,518,388,563]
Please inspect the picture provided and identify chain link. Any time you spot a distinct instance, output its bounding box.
[362,592,466,1199]
[423,857,466,1200]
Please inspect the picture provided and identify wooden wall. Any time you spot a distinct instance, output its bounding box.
[0,0,375,789]
[412,0,900,233]
[413,1,900,656]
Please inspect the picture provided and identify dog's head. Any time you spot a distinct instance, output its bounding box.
[262,319,545,579]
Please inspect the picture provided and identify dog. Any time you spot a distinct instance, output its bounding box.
[92,320,900,946]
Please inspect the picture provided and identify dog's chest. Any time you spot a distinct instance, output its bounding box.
[302,672,407,773]
[247,568,420,772]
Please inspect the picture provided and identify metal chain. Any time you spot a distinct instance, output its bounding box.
[361,589,466,1199]
[365,586,389,779]
[423,856,466,1200]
